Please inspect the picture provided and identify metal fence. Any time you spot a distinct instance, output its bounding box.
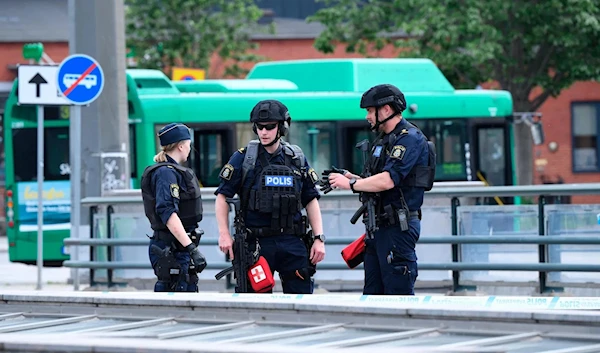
[63,182,600,294]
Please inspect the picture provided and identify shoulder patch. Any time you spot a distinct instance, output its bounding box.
[308,168,319,184]
[390,145,406,160]
[219,163,234,181]
[170,183,180,199]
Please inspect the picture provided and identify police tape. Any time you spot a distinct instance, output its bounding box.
[226,293,600,310]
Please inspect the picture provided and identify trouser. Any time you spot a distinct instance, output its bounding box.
[239,234,313,294]
[363,218,420,295]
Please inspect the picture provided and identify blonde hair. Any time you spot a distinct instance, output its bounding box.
[153,141,182,163]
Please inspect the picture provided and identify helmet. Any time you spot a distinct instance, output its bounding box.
[250,100,291,136]
[360,84,407,113]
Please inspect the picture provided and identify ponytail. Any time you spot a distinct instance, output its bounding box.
[153,141,180,163]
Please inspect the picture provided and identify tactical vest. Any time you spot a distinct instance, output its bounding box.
[141,162,203,231]
[370,122,436,191]
[240,140,305,232]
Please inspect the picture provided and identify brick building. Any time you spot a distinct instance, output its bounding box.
[2,0,600,204]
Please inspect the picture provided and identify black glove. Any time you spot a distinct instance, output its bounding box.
[185,243,207,273]
[319,166,348,194]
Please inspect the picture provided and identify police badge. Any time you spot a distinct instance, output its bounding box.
[391,145,406,160]
[219,164,234,181]
[170,184,180,198]
[308,168,319,184]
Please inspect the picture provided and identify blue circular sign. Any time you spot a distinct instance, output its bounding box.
[56,54,104,105]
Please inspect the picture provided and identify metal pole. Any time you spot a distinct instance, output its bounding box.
[36,105,45,290]
[70,106,82,290]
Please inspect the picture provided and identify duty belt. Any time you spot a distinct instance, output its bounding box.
[247,224,305,238]
[377,209,421,227]
[154,229,202,245]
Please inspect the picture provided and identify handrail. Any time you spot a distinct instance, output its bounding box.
[64,236,600,246]
[79,183,600,205]
[62,261,600,272]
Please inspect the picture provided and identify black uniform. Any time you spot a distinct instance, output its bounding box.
[140,123,206,292]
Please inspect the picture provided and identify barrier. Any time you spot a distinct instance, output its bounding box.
[63,183,600,293]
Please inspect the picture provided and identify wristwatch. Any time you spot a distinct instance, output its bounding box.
[349,178,358,193]
[313,234,326,243]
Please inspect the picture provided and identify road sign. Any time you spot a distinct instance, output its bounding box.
[56,54,104,105]
[17,65,69,105]
[172,67,205,81]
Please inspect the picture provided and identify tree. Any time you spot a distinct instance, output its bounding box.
[309,0,600,185]
[125,0,272,78]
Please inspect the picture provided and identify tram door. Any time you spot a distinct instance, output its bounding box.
[473,125,510,186]
[188,124,235,187]
[472,123,512,204]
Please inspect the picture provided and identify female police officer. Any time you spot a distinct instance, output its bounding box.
[214,100,326,294]
[141,123,207,292]
[327,84,434,295]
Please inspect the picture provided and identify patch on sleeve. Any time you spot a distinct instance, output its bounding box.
[170,184,180,199]
[219,163,234,181]
[390,145,406,160]
[308,168,319,184]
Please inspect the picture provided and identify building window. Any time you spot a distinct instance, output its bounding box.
[572,103,599,172]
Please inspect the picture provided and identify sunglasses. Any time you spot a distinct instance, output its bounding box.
[255,123,278,131]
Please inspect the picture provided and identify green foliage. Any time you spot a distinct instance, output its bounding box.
[310,0,600,110]
[125,0,273,78]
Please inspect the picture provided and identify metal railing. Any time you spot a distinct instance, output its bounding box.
[63,182,600,293]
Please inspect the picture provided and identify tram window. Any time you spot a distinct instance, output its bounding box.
[43,106,70,120]
[287,122,335,172]
[153,124,231,187]
[13,127,70,181]
[420,120,467,181]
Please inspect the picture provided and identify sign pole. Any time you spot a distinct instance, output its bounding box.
[36,105,45,291]
[70,105,82,291]
[57,54,104,291]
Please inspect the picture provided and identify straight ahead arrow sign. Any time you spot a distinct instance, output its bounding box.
[28,73,48,98]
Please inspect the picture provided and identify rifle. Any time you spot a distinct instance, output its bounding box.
[214,198,259,293]
[349,139,379,240]
[300,216,317,277]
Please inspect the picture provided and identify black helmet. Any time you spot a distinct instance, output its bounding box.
[250,99,290,123]
[360,84,407,113]
[250,100,291,137]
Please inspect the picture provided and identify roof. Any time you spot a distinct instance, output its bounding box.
[0,291,599,353]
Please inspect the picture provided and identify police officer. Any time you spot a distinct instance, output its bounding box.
[327,84,432,295]
[215,100,326,294]
[141,123,207,292]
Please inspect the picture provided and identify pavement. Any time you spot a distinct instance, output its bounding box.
[0,236,82,291]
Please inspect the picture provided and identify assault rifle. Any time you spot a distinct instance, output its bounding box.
[349,139,378,240]
[214,198,259,293]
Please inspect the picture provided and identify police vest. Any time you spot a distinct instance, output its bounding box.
[370,122,436,191]
[141,162,203,231]
[240,140,305,231]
